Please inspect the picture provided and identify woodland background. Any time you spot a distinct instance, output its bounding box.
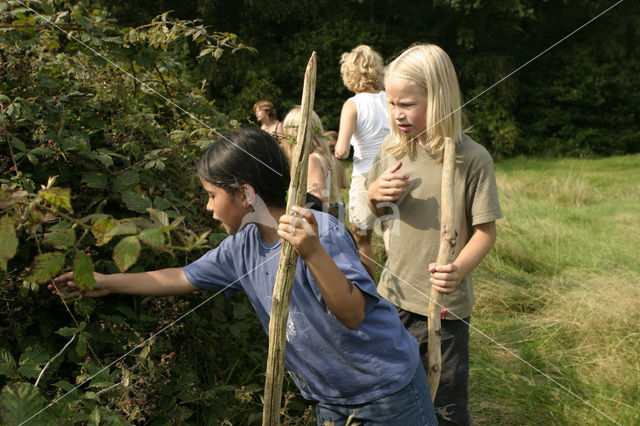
[0,0,638,425]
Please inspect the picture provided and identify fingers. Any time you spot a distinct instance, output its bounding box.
[429,264,460,294]
[389,161,403,174]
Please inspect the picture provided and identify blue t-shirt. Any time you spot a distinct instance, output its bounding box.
[183,211,419,405]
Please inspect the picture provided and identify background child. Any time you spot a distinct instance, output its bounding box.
[334,44,389,276]
[367,44,503,425]
[253,100,284,136]
[323,130,348,190]
[54,128,437,425]
[282,106,343,221]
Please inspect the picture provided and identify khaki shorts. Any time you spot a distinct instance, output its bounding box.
[348,174,377,231]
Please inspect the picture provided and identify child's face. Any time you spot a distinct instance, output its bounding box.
[200,177,247,234]
[385,75,427,142]
[255,108,267,122]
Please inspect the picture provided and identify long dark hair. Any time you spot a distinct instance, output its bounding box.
[196,128,291,208]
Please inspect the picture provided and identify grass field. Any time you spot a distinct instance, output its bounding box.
[343,154,639,425]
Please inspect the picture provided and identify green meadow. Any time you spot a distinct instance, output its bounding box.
[348,154,640,425]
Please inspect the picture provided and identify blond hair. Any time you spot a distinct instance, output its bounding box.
[340,45,384,93]
[282,106,341,204]
[385,44,465,161]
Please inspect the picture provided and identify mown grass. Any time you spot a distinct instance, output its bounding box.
[342,155,639,425]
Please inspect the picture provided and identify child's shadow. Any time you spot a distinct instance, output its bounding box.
[398,178,440,231]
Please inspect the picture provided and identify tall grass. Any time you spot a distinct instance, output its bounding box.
[472,155,640,425]
[340,155,639,424]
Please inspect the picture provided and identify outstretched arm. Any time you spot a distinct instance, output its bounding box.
[335,100,356,159]
[429,221,497,294]
[278,207,365,330]
[53,268,198,298]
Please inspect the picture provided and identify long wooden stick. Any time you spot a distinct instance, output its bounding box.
[262,52,317,426]
[426,137,457,400]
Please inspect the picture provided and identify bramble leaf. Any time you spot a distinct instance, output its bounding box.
[73,251,95,291]
[91,216,117,246]
[0,383,46,426]
[26,252,65,283]
[43,229,76,250]
[122,191,152,213]
[0,216,19,271]
[0,349,17,379]
[18,346,49,379]
[138,228,165,249]
[39,187,72,212]
[113,236,140,272]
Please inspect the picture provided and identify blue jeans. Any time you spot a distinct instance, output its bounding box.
[315,364,437,426]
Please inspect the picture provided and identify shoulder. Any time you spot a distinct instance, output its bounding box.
[458,134,494,166]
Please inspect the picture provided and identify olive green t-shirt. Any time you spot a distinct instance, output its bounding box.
[368,134,502,319]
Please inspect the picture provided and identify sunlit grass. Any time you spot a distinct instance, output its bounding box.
[342,154,640,425]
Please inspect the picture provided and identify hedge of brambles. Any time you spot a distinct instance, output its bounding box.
[0,3,311,424]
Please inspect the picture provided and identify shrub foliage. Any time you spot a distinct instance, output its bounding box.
[0,2,310,424]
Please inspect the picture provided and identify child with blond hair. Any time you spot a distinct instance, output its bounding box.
[335,44,389,275]
[368,44,502,425]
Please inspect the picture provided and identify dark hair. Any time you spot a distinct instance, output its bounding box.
[196,128,291,208]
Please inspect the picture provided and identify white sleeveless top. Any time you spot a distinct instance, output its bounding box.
[349,91,389,176]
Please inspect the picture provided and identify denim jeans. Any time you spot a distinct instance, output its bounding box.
[315,364,438,426]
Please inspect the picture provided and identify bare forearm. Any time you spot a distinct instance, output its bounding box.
[453,222,496,278]
[101,268,197,296]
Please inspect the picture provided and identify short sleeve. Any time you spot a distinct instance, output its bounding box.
[183,236,243,296]
[466,149,503,226]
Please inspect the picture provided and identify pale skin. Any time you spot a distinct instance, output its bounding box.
[307,152,329,203]
[53,183,365,330]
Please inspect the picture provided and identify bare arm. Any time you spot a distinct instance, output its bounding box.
[307,153,328,203]
[429,221,497,294]
[335,100,357,159]
[53,268,198,298]
[278,207,365,329]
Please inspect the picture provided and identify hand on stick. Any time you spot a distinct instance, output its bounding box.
[277,206,320,261]
[429,263,463,294]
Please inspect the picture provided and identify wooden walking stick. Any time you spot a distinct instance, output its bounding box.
[426,137,457,401]
[262,51,317,426]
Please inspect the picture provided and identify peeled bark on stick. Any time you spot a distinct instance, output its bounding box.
[426,137,457,401]
[262,52,317,426]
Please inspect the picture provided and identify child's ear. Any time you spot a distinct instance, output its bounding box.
[239,184,256,205]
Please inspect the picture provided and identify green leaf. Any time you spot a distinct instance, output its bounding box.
[0,383,46,425]
[113,236,140,272]
[56,322,85,338]
[0,216,19,271]
[18,346,49,379]
[114,171,139,194]
[91,216,117,246]
[82,172,108,189]
[0,349,17,379]
[138,228,165,249]
[122,191,152,214]
[75,333,87,357]
[27,252,65,284]
[153,197,171,210]
[148,208,169,227]
[73,251,95,291]
[10,137,26,152]
[43,229,75,250]
[39,187,72,212]
[104,221,137,238]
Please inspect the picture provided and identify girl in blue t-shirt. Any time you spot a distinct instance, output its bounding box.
[54,128,436,425]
